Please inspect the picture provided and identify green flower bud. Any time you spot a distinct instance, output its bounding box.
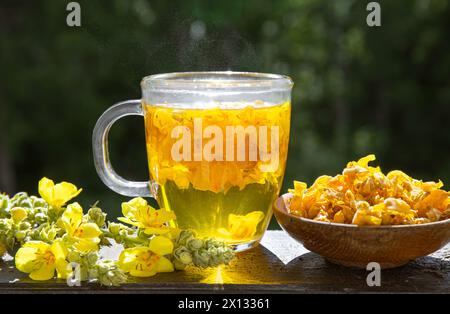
[10,192,28,207]
[93,260,127,287]
[15,230,27,242]
[34,212,48,224]
[67,250,82,263]
[88,206,106,227]
[118,229,129,238]
[177,230,195,246]
[108,222,122,236]
[173,246,193,265]
[38,225,58,242]
[205,238,221,249]
[0,218,12,232]
[18,221,31,231]
[29,196,47,208]
[172,231,235,269]
[223,251,234,263]
[85,251,99,266]
[173,259,188,270]
[187,238,203,251]
[47,207,62,222]
[193,249,211,268]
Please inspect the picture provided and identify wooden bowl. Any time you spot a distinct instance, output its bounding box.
[274,193,450,269]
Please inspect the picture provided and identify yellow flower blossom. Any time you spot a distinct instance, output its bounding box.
[10,207,28,223]
[118,236,174,277]
[118,197,177,235]
[218,211,265,240]
[61,202,102,252]
[288,154,450,225]
[38,177,82,208]
[15,239,68,280]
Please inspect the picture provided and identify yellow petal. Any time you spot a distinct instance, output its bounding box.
[61,202,83,232]
[333,210,346,223]
[55,259,69,279]
[52,182,82,208]
[148,236,173,256]
[227,211,265,239]
[22,241,51,251]
[153,209,176,225]
[117,217,142,228]
[51,239,68,260]
[244,211,265,223]
[122,197,148,218]
[73,238,100,253]
[29,263,56,281]
[357,154,376,168]
[38,177,55,205]
[138,204,154,226]
[156,256,174,273]
[77,223,102,239]
[118,247,147,271]
[415,190,449,213]
[288,180,306,195]
[15,247,40,273]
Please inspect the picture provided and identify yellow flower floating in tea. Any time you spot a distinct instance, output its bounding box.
[218,211,265,240]
[288,154,450,225]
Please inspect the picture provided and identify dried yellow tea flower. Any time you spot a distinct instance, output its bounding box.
[288,155,450,225]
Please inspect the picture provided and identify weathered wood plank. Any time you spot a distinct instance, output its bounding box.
[0,231,448,293]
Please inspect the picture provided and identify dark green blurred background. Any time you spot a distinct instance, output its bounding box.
[1,0,449,220]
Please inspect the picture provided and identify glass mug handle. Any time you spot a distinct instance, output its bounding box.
[92,100,151,197]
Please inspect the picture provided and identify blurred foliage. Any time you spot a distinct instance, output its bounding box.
[0,0,449,220]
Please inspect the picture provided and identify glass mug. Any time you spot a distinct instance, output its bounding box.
[93,72,293,251]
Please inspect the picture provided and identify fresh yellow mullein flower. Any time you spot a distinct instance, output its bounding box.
[61,202,102,252]
[118,236,174,277]
[38,177,82,209]
[218,211,265,240]
[15,239,68,280]
[118,197,177,235]
[10,207,28,223]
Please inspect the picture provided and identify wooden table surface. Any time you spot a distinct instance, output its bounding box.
[0,231,449,293]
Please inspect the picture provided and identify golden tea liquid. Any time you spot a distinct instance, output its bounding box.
[143,102,290,248]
